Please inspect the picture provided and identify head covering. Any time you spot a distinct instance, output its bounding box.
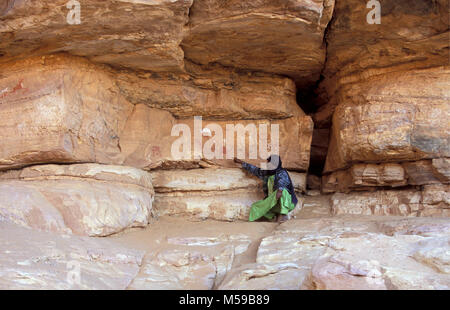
[266,154,298,205]
[265,154,282,175]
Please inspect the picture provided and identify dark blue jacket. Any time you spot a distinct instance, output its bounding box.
[242,162,298,205]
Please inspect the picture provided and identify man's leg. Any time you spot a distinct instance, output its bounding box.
[277,190,295,223]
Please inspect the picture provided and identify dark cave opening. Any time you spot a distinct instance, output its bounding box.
[296,84,330,180]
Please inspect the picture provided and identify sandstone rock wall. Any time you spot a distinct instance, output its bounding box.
[0,164,154,236]
[1,0,335,90]
[151,168,306,221]
[0,0,192,72]
[0,0,449,290]
[314,0,449,127]
[183,0,335,90]
[0,48,312,229]
[330,184,450,217]
[323,67,450,174]
[313,1,449,215]
[0,54,313,171]
[323,159,450,193]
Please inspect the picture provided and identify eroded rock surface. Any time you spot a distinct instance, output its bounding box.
[0,54,313,171]
[315,0,449,126]
[323,67,450,173]
[130,234,252,289]
[322,160,450,193]
[221,216,450,290]
[151,168,306,221]
[152,168,265,221]
[0,164,154,236]
[183,0,335,89]
[0,0,192,72]
[330,185,449,217]
[2,213,449,290]
[0,0,448,292]
[0,223,144,289]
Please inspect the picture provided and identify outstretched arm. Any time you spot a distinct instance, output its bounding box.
[234,158,265,180]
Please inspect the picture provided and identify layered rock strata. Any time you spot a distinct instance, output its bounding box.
[0,164,154,236]
[151,168,306,221]
[330,184,449,217]
[0,54,313,171]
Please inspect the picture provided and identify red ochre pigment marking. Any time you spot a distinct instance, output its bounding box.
[151,146,161,157]
[0,79,25,100]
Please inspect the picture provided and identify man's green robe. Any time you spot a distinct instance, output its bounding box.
[249,175,296,221]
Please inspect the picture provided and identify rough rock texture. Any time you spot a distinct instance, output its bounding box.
[330,185,450,217]
[0,164,154,236]
[403,159,450,185]
[117,62,305,120]
[220,216,450,290]
[178,116,313,171]
[324,67,450,173]
[0,0,336,91]
[0,55,133,170]
[0,0,449,291]
[0,54,313,171]
[151,168,260,193]
[120,108,313,170]
[289,171,307,194]
[107,216,279,290]
[152,168,262,221]
[432,158,450,182]
[151,168,306,221]
[0,0,192,72]
[129,234,252,289]
[315,0,449,126]
[219,262,310,290]
[0,222,144,289]
[310,1,450,220]
[322,160,450,193]
[2,213,450,290]
[182,0,335,89]
[155,188,263,221]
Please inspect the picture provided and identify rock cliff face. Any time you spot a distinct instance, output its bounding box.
[182,0,335,89]
[0,0,448,289]
[313,0,449,223]
[314,0,449,127]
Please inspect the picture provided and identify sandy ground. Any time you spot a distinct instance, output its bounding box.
[111,216,278,270]
[108,195,332,280]
[0,194,333,289]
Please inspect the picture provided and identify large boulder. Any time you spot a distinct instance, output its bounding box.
[324,67,450,173]
[151,168,262,221]
[182,0,335,89]
[0,54,312,171]
[314,0,449,126]
[0,54,134,170]
[0,164,154,236]
[117,62,305,120]
[0,0,193,72]
[120,108,313,171]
